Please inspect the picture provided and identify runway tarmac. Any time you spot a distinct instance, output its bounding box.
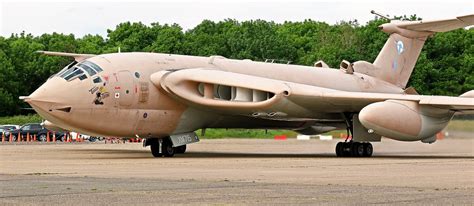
[1,138,473,205]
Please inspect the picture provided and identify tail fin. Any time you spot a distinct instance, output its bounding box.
[372,14,474,88]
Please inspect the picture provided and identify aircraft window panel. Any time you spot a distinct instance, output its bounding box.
[93,77,102,83]
[79,74,88,80]
[81,61,103,72]
[59,67,75,78]
[56,68,69,77]
[63,69,78,80]
[56,61,77,77]
[78,64,97,76]
[64,68,85,81]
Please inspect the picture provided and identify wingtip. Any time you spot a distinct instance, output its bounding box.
[457,14,474,25]
[19,96,30,102]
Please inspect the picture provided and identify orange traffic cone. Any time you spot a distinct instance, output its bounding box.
[76,133,80,142]
[1,132,4,143]
[46,132,50,142]
[33,134,36,142]
[17,132,21,142]
[27,132,30,142]
[9,133,13,143]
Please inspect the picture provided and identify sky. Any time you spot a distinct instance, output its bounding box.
[0,0,473,38]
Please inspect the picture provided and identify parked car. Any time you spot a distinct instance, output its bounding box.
[1,125,20,139]
[3,123,66,142]
[1,125,20,130]
[0,127,5,137]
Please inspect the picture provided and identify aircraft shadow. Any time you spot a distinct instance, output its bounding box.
[179,152,473,159]
[69,149,474,160]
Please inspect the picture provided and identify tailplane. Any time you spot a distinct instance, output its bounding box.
[369,14,474,88]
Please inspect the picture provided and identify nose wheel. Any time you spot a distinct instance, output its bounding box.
[149,138,175,157]
[336,142,373,157]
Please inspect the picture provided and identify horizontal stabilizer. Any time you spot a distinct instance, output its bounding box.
[395,14,474,32]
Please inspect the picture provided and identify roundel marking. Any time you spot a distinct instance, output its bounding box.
[396,40,404,55]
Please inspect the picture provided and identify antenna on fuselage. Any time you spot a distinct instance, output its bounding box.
[370,10,391,21]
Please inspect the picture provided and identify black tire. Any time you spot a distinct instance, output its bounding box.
[150,139,162,157]
[342,142,352,157]
[89,137,97,142]
[162,139,175,157]
[175,145,186,154]
[335,142,343,157]
[351,142,365,157]
[38,134,47,142]
[363,143,373,157]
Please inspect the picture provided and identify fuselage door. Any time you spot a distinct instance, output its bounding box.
[117,71,135,107]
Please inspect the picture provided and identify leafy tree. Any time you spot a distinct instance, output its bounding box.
[0,17,472,117]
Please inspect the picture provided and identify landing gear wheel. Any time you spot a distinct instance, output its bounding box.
[363,143,373,157]
[175,145,186,154]
[342,142,352,157]
[352,142,365,157]
[335,142,373,157]
[335,142,343,157]
[161,138,175,157]
[149,139,162,157]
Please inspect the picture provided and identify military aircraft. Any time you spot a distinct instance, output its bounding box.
[22,13,474,157]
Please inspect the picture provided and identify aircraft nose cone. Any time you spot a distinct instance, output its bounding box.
[23,77,71,120]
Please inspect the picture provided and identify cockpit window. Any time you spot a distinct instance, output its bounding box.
[79,74,88,80]
[93,77,102,83]
[56,61,78,77]
[57,60,104,82]
[64,67,85,81]
[77,63,97,76]
[81,61,103,72]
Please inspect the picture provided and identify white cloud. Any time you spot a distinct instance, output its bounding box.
[1,0,473,37]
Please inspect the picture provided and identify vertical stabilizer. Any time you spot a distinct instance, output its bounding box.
[373,33,427,88]
[371,14,474,88]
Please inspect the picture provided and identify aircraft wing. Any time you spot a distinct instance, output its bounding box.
[316,91,474,112]
[36,51,96,61]
[151,69,474,119]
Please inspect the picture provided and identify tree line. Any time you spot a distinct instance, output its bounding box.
[0,16,472,116]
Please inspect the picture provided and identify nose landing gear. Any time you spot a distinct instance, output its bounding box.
[149,138,175,157]
[147,137,188,158]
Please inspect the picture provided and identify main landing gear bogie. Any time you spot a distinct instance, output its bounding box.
[336,142,373,157]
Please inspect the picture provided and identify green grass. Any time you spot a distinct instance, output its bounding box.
[197,129,297,139]
[0,114,43,125]
[446,120,474,132]
[1,114,471,138]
